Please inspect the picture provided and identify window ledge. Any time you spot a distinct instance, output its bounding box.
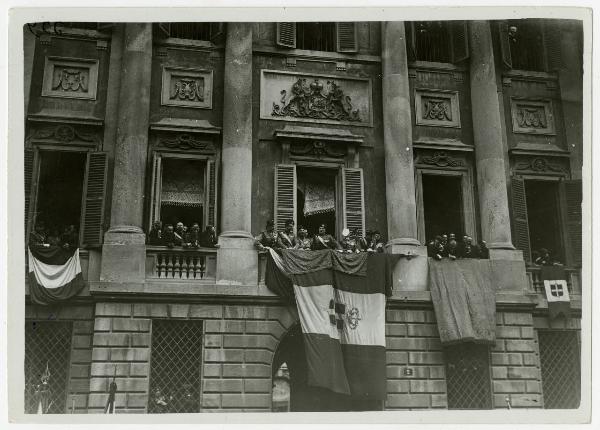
[408,60,467,72]
[155,37,223,51]
[503,69,558,81]
[253,44,381,64]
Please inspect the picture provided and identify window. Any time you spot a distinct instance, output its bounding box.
[25,321,73,413]
[148,320,203,413]
[25,149,108,248]
[149,154,217,234]
[498,19,562,72]
[155,23,225,43]
[276,22,358,53]
[422,174,463,240]
[274,164,365,240]
[538,330,581,409]
[444,343,492,409]
[510,177,582,266]
[406,21,469,64]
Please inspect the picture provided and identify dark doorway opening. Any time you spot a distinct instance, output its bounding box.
[36,151,86,237]
[272,325,381,412]
[525,180,564,263]
[422,174,463,241]
[159,159,205,228]
[297,167,337,238]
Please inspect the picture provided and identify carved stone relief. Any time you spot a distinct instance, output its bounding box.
[26,124,100,146]
[415,90,461,128]
[418,151,465,168]
[510,98,555,135]
[161,67,213,109]
[42,57,99,100]
[514,157,567,174]
[289,140,346,160]
[159,133,216,152]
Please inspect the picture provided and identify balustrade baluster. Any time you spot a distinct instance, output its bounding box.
[199,256,206,279]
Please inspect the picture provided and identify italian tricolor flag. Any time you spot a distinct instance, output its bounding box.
[28,247,85,306]
[269,249,394,400]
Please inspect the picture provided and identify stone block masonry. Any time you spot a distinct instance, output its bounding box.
[89,302,298,413]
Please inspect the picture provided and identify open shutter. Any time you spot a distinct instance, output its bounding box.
[559,179,582,267]
[205,159,218,228]
[543,21,563,71]
[406,22,417,62]
[210,23,225,45]
[148,153,162,228]
[341,168,365,237]
[498,21,513,69]
[155,23,171,39]
[451,21,469,63]
[274,164,297,234]
[276,23,296,48]
[80,152,108,248]
[510,176,531,262]
[24,148,39,237]
[336,22,358,53]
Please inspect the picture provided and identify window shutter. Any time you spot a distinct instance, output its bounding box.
[336,22,358,53]
[155,23,171,39]
[451,21,469,63]
[80,152,108,248]
[276,23,296,49]
[498,21,513,69]
[559,179,582,267]
[97,23,114,33]
[24,148,38,237]
[210,23,225,44]
[149,153,162,228]
[274,164,297,234]
[205,159,218,229]
[510,176,531,262]
[543,21,563,71]
[341,168,365,237]
[406,22,417,62]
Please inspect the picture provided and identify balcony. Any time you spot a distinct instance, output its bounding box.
[145,246,217,282]
[525,265,581,295]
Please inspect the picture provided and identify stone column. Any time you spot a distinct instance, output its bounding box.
[215,23,258,286]
[381,22,427,291]
[100,23,152,283]
[470,21,525,290]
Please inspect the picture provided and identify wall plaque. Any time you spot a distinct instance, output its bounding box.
[260,70,373,127]
[415,89,461,128]
[510,98,556,135]
[41,56,99,100]
[161,66,213,109]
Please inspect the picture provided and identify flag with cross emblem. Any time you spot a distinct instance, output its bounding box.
[541,266,570,319]
[268,249,396,400]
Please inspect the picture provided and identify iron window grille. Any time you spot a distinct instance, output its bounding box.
[538,330,581,409]
[148,319,204,413]
[24,320,73,414]
[444,343,493,409]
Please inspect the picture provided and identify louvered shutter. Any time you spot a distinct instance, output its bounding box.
[559,179,582,267]
[205,159,218,229]
[148,153,162,228]
[406,22,417,62]
[210,23,225,44]
[276,23,296,48]
[451,21,469,63]
[80,152,108,248]
[543,21,563,71]
[24,148,38,237]
[155,23,171,39]
[274,164,297,234]
[499,21,513,69]
[510,176,531,262]
[336,22,358,53]
[341,168,365,237]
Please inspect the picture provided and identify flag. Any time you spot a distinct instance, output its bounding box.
[28,246,85,306]
[541,266,570,319]
[268,249,394,400]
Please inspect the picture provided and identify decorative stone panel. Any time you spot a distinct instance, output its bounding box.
[415,89,461,129]
[42,56,99,100]
[260,70,373,127]
[510,98,556,135]
[161,66,213,109]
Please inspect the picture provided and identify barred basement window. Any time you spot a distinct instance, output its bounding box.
[148,320,203,413]
[538,330,581,409]
[444,343,493,409]
[24,321,73,414]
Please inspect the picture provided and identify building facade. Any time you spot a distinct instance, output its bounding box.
[22,20,583,413]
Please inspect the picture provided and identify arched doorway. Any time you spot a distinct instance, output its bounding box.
[272,324,383,412]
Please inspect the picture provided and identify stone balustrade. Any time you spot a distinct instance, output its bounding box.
[145,246,217,281]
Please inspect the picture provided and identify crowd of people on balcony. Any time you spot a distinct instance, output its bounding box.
[533,248,563,266]
[426,233,489,260]
[28,221,79,250]
[146,221,217,249]
[254,219,385,253]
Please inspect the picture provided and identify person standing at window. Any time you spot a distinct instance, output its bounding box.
[311,223,339,250]
[277,219,297,249]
